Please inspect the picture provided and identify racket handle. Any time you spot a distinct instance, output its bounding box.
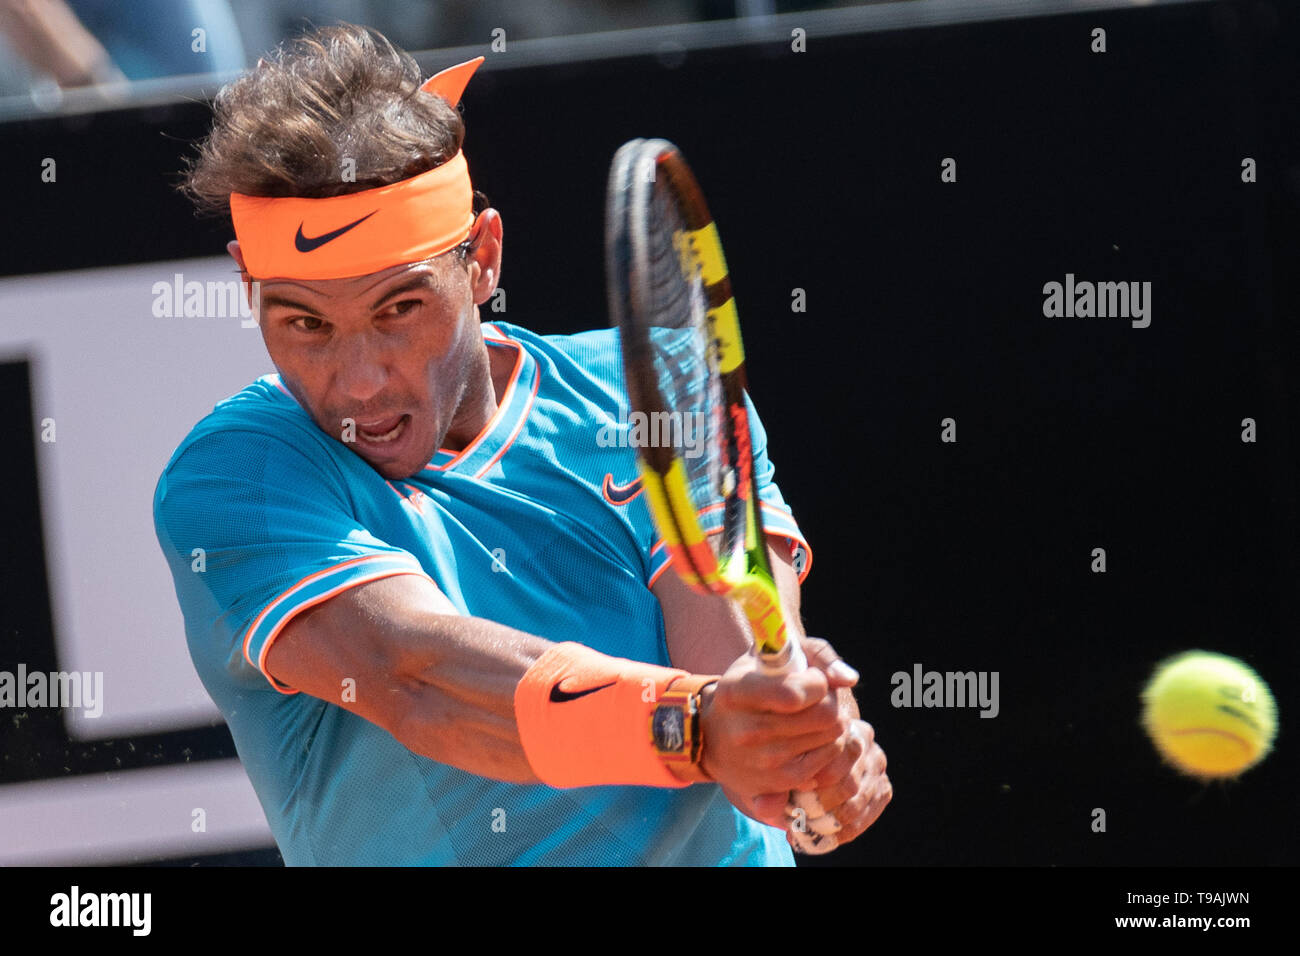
[756,639,839,855]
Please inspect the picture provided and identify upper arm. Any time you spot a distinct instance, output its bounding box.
[154,425,435,692]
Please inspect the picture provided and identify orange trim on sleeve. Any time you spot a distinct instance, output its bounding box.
[243,560,437,693]
[648,528,813,588]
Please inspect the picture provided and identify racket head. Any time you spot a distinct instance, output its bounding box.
[608,141,832,853]
[605,138,776,622]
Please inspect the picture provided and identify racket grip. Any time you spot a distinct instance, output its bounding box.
[756,639,839,855]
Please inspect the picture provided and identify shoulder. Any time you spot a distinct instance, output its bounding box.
[486,321,628,410]
[488,322,622,378]
[154,375,348,511]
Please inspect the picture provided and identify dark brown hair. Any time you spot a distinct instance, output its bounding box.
[181,23,488,225]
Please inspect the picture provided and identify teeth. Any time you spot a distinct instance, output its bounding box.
[360,417,405,443]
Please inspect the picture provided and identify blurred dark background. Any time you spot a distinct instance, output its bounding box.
[1,0,1296,866]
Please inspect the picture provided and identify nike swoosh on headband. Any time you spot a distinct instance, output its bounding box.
[294,211,378,252]
[229,57,485,281]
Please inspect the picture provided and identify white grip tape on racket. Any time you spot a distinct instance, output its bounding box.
[756,640,840,855]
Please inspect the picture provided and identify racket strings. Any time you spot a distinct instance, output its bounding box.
[641,175,728,537]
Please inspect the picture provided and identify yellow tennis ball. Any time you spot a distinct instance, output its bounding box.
[1141,651,1277,779]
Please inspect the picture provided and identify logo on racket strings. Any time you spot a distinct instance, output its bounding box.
[673,230,701,282]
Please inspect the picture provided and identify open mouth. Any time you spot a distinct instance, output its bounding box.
[356,413,410,445]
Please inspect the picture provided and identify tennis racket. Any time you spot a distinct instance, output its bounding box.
[604,137,838,854]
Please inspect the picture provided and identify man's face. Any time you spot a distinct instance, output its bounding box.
[231,211,503,480]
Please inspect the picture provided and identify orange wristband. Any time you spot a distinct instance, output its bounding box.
[514,642,712,789]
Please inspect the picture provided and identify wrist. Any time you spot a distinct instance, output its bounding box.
[514,643,722,790]
[690,680,719,783]
[658,676,719,784]
[515,643,691,788]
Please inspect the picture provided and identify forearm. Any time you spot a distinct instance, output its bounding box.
[770,543,859,719]
[659,536,808,675]
[387,611,554,783]
[768,538,805,641]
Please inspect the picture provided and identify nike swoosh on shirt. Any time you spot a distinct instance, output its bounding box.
[602,473,644,505]
[549,681,616,703]
[294,211,378,252]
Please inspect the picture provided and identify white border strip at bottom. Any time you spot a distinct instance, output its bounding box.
[0,760,274,866]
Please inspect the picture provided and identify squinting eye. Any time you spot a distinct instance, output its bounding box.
[388,300,423,317]
[291,315,325,332]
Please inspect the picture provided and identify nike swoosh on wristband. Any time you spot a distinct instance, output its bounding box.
[549,681,616,703]
[294,211,378,252]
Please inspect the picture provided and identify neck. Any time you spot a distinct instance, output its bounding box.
[442,339,510,451]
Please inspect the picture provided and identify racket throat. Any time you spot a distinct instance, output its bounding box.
[725,573,787,656]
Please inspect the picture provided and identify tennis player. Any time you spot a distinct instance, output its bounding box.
[154,24,890,865]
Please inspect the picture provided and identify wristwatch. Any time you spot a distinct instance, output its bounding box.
[651,675,718,779]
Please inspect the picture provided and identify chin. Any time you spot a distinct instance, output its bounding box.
[364,452,418,481]
[368,436,440,481]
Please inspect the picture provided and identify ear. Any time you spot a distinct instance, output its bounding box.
[227,239,249,279]
[467,209,503,307]
[228,240,261,320]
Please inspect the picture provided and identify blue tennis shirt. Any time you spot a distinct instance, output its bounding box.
[154,321,812,865]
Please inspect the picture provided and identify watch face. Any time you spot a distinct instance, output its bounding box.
[652,706,686,753]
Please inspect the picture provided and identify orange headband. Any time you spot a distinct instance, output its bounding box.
[229,56,484,280]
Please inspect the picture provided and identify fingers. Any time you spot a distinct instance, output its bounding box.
[723,658,832,714]
[808,734,891,846]
[709,661,841,743]
[805,721,874,800]
[715,696,842,747]
[721,729,847,795]
[799,635,859,689]
[705,644,869,805]
[781,734,851,791]
[781,721,892,851]
[719,637,888,853]
[833,766,892,845]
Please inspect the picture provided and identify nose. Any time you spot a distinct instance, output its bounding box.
[333,333,391,404]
